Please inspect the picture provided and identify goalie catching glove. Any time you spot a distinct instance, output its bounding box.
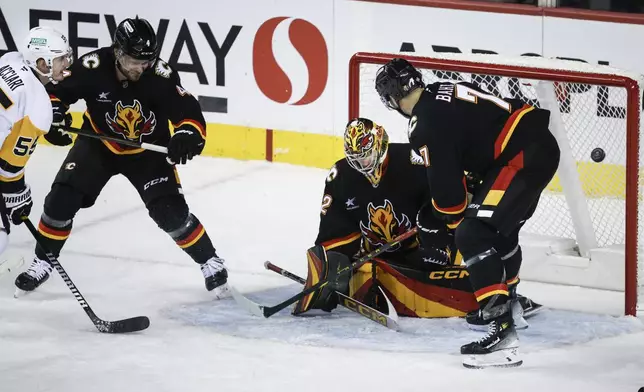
[292,245,351,315]
[167,126,205,165]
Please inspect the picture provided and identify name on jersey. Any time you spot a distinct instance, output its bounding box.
[435,83,454,103]
[0,65,24,91]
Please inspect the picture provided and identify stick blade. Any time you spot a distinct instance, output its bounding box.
[336,290,400,331]
[230,286,267,318]
[378,286,400,327]
[96,316,150,333]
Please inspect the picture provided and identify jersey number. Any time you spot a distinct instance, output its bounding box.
[0,87,13,110]
[321,194,333,215]
[418,146,431,167]
[455,84,511,112]
[14,136,38,157]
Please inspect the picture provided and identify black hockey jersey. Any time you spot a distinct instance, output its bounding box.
[408,81,550,226]
[47,47,206,154]
[316,143,433,259]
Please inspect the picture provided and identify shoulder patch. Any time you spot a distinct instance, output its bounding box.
[154,60,172,78]
[326,165,338,183]
[81,53,100,69]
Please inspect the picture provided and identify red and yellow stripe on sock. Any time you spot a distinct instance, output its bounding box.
[474,283,509,303]
[176,223,205,249]
[38,220,71,241]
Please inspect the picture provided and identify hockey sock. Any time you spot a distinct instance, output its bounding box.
[464,248,510,315]
[35,213,73,261]
[169,214,216,264]
[501,244,522,288]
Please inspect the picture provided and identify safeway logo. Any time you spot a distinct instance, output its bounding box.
[253,17,328,105]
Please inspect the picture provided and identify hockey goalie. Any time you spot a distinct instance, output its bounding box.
[293,118,542,329]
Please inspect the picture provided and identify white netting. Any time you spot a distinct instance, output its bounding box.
[352,53,643,315]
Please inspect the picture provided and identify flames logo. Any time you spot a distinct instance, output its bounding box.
[360,200,412,252]
[105,100,157,141]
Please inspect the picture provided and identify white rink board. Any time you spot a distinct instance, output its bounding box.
[2,0,644,135]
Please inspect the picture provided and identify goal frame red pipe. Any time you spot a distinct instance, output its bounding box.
[348,52,640,316]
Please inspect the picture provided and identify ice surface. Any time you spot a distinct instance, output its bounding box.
[1,147,643,392]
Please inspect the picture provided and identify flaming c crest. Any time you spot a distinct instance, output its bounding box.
[359,199,411,251]
[105,99,157,141]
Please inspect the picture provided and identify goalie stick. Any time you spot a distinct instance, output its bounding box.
[22,218,150,333]
[263,261,400,331]
[230,227,418,318]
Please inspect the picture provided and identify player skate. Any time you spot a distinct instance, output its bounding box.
[14,257,53,297]
[466,294,543,331]
[201,257,230,299]
[461,305,522,369]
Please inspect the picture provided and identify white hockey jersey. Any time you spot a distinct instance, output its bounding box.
[0,52,51,184]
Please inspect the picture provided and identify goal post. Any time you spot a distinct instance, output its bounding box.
[348,52,642,316]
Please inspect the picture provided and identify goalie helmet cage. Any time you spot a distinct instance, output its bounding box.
[348,51,642,316]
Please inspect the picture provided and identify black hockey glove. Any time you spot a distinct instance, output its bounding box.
[167,126,205,165]
[45,100,73,146]
[416,203,455,266]
[2,184,33,228]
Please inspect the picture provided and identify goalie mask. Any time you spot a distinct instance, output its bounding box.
[375,58,424,117]
[344,118,389,187]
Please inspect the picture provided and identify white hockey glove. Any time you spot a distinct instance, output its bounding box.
[2,184,33,228]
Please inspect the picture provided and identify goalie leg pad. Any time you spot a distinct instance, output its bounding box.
[292,246,350,315]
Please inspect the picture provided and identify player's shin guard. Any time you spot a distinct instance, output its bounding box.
[169,214,217,264]
[168,213,228,295]
[35,213,73,259]
[502,244,522,291]
[292,245,350,315]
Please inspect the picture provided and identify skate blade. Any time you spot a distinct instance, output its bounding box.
[523,304,544,319]
[13,288,27,299]
[211,283,231,300]
[462,347,523,369]
[467,322,528,332]
[512,300,529,330]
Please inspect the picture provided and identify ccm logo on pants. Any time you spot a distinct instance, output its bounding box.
[144,177,169,190]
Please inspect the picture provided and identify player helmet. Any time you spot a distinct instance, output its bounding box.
[375,58,424,113]
[21,26,73,81]
[344,118,390,187]
[113,17,158,61]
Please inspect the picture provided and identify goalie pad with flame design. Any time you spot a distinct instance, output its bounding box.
[350,259,479,318]
[292,245,351,315]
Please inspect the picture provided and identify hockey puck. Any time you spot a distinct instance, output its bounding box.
[591,147,605,163]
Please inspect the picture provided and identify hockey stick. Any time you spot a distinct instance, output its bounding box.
[63,127,168,154]
[21,218,150,333]
[230,227,417,318]
[264,261,400,331]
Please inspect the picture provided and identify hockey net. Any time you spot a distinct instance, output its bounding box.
[349,52,643,316]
